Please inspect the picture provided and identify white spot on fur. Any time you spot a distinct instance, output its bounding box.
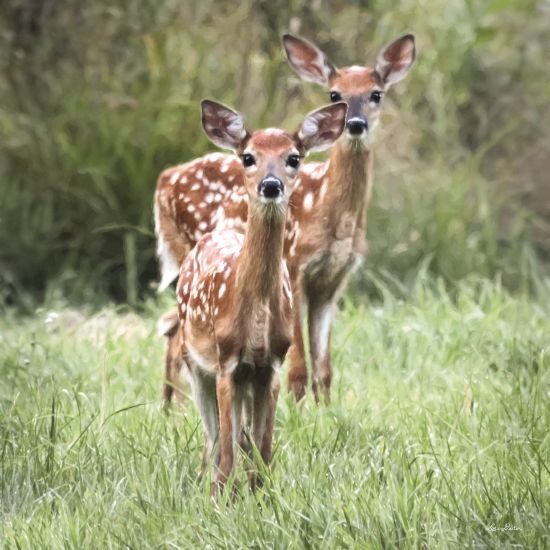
[320,178,329,200]
[205,152,225,162]
[314,163,328,178]
[303,192,314,211]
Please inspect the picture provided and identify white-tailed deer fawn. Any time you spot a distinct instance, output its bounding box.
[175,100,346,491]
[156,34,415,405]
[281,33,416,403]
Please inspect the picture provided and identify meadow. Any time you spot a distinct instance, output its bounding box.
[1,0,550,547]
[1,277,548,548]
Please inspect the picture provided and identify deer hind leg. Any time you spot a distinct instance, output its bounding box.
[162,343,175,407]
[287,287,308,401]
[308,299,334,405]
[162,333,189,409]
[159,312,188,409]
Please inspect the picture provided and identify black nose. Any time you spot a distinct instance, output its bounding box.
[346,117,368,135]
[258,177,284,199]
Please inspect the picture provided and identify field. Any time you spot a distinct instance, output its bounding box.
[1,277,548,548]
[1,0,549,547]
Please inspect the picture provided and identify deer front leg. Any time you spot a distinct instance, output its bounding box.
[214,372,235,493]
[249,368,279,490]
[260,370,280,465]
[308,299,334,405]
[287,286,308,401]
[189,368,219,475]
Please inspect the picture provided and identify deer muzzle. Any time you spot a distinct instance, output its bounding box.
[258,176,284,199]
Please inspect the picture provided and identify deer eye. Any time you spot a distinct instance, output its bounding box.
[330,91,342,102]
[241,153,255,167]
[369,91,382,104]
[286,154,300,169]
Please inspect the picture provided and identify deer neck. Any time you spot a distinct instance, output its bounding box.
[322,141,373,226]
[235,200,287,317]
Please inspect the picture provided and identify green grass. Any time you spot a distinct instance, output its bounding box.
[1,277,549,548]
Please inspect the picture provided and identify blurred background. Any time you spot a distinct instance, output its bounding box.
[1,0,549,310]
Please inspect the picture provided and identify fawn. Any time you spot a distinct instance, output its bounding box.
[281,33,416,402]
[156,34,415,404]
[175,100,347,491]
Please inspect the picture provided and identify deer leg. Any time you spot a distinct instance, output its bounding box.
[162,342,175,409]
[214,372,235,493]
[189,368,219,475]
[308,300,334,405]
[287,287,308,401]
[160,313,188,409]
[260,370,280,464]
[162,333,187,409]
[249,368,278,489]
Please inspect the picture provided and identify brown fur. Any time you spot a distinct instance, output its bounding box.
[172,103,345,493]
[282,33,415,403]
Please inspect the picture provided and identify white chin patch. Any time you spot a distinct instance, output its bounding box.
[259,195,286,205]
[343,131,369,146]
[343,125,378,146]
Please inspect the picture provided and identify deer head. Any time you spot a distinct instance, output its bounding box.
[282,33,415,146]
[200,99,348,208]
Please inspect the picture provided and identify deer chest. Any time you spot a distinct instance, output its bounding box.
[303,212,363,300]
[239,305,290,366]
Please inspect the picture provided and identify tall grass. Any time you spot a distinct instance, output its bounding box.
[1,277,548,547]
[0,0,548,306]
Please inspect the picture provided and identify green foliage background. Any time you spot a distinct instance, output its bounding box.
[1,0,549,307]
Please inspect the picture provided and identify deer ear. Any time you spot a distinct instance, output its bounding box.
[201,100,248,151]
[375,34,415,87]
[297,102,347,153]
[282,34,337,86]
